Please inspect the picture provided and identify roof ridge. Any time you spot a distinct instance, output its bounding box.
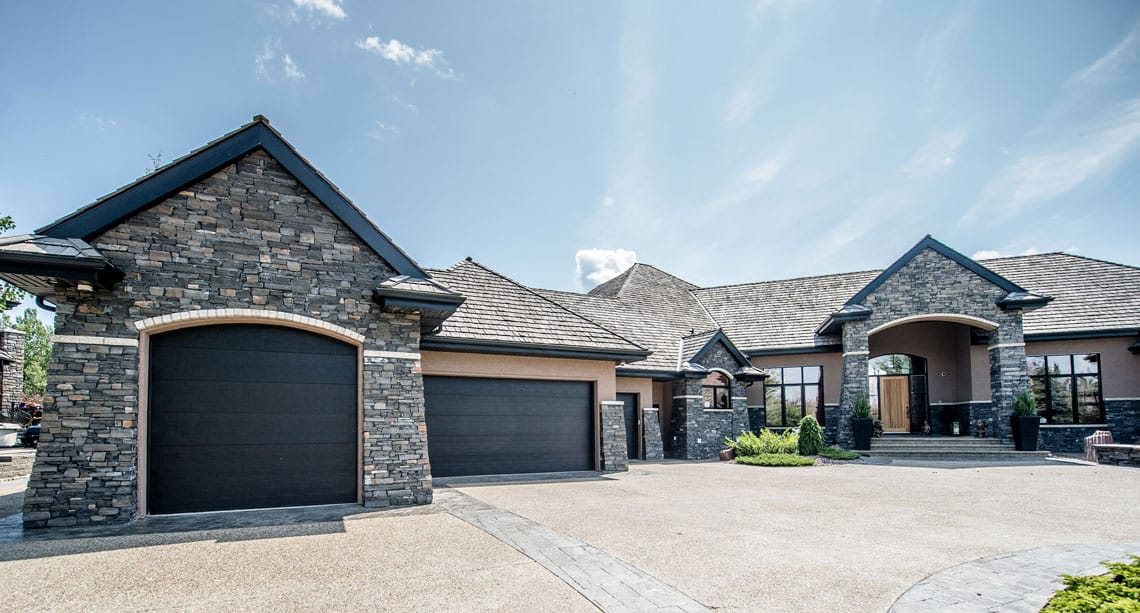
[694,267,884,291]
[454,259,648,353]
[633,262,699,289]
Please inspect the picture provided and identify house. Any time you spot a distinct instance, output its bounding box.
[1,117,1136,529]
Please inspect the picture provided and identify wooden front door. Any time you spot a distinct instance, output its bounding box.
[880,376,910,433]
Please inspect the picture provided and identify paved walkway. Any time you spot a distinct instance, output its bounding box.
[891,542,1140,612]
[436,488,707,612]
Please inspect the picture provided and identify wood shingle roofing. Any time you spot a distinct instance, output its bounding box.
[424,260,648,360]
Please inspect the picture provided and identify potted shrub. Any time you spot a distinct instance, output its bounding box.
[852,395,873,451]
[1010,388,1040,451]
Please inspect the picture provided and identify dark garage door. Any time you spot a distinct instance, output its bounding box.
[423,376,593,477]
[148,324,357,514]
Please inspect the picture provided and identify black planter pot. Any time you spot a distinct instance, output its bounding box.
[1010,415,1040,451]
[852,417,873,450]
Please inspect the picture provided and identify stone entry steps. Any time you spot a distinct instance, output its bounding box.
[863,436,1051,460]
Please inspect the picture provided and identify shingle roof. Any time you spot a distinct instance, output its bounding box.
[982,253,1140,337]
[538,264,719,373]
[692,270,881,352]
[680,328,720,362]
[0,234,108,261]
[425,260,646,357]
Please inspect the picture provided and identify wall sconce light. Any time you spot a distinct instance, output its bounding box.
[76,282,95,293]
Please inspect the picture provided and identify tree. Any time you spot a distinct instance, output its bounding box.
[13,308,51,400]
[0,215,26,315]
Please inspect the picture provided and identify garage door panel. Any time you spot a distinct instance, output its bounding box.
[148,380,355,416]
[424,376,593,477]
[148,324,357,514]
[148,443,355,514]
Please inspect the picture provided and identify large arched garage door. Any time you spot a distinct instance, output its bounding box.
[147,324,357,514]
[423,376,594,477]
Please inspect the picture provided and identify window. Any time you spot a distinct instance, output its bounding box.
[763,366,822,427]
[702,373,731,409]
[1027,353,1103,424]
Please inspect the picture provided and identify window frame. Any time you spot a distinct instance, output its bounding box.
[1027,352,1104,425]
[762,365,823,427]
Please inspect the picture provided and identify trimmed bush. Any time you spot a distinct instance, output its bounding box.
[797,416,824,456]
[818,447,861,460]
[1043,555,1140,612]
[724,429,798,456]
[735,453,816,467]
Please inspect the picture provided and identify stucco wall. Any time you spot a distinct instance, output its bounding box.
[421,350,617,400]
[616,376,653,407]
[1024,337,1140,398]
[869,321,974,404]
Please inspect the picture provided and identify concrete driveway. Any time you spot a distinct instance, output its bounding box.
[1,459,1138,611]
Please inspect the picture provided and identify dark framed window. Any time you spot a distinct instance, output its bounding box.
[702,374,731,409]
[1027,353,1104,424]
[764,366,822,427]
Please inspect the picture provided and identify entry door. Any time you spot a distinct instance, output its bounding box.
[880,376,910,433]
[617,393,639,460]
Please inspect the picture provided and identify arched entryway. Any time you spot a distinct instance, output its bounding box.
[145,323,359,514]
[868,354,928,433]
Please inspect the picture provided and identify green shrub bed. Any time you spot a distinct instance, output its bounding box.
[1043,556,1140,612]
[735,453,817,467]
[818,447,861,460]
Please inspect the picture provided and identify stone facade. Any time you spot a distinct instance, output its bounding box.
[669,340,751,459]
[837,248,1028,448]
[24,150,429,528]
[1038,425,1102,453]
[599,401,628,471]
[1093,443,1140,467]
[642,407,664,460]
[1,329,24,409]
[1106,399,1140,445]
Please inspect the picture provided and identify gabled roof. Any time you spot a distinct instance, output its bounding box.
[983,253,1140,339]
[683,328,751,369]
[845,235,1030,305]
[423,259,648,361]
[0,234,124,295]
[37,116,427,278]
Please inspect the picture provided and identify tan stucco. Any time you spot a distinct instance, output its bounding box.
[1025,337,1140,398]
[870,321,976,404]
[616,377,653,406]
[421,351,618,401]
[749,353,843,405]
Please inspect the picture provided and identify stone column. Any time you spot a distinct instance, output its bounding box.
[730,381,750,437]
[987,319,1029,441]
[837,320,871,449]
[641,407,664,460]
[1,330,25,408]
[599,401,629,471]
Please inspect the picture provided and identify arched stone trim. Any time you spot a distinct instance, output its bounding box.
[867,313,999,336]
[707,367,736,382]
[132,308,366,345]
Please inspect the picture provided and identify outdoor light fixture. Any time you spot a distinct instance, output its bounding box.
[76,281,94,293]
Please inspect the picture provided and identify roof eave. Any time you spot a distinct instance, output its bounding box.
[421,336,651,362]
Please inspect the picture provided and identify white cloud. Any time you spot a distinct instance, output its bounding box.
[356,36,459,80]
[387,94,418,113]
[575,248,637,289]
[77,111,117,132]
[901,129,967,177]
[972,247,1041,260]
[1066,20,1139,87]
[367,121,400,140]
[293,0,345,20]
[970,97,1140,219]
[255,40,305,82]
[283,54,305,80]
[601,196,615,207]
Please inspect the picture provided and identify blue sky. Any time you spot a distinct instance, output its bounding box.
[2,1,1139,310]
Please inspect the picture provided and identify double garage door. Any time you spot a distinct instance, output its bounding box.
[147,326,594,513]
[423,376,595,477]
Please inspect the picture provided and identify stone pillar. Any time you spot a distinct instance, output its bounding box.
[837,321,871,449]
[642,407,664,460]
[668,379,696,458]
[730,381,749,437]
[361,348,433,508]
[599,401,628,471]
[987,320,1028,441]
[1,329,25,409]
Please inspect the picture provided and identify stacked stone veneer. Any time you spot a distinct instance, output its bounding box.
[668,341,750,459]
[1,330,25,409]
[1106,399,1140,445]
[642,407,664,460]
[599,401,628,471]
[24,150,430,528]
[836,248,1029,448]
